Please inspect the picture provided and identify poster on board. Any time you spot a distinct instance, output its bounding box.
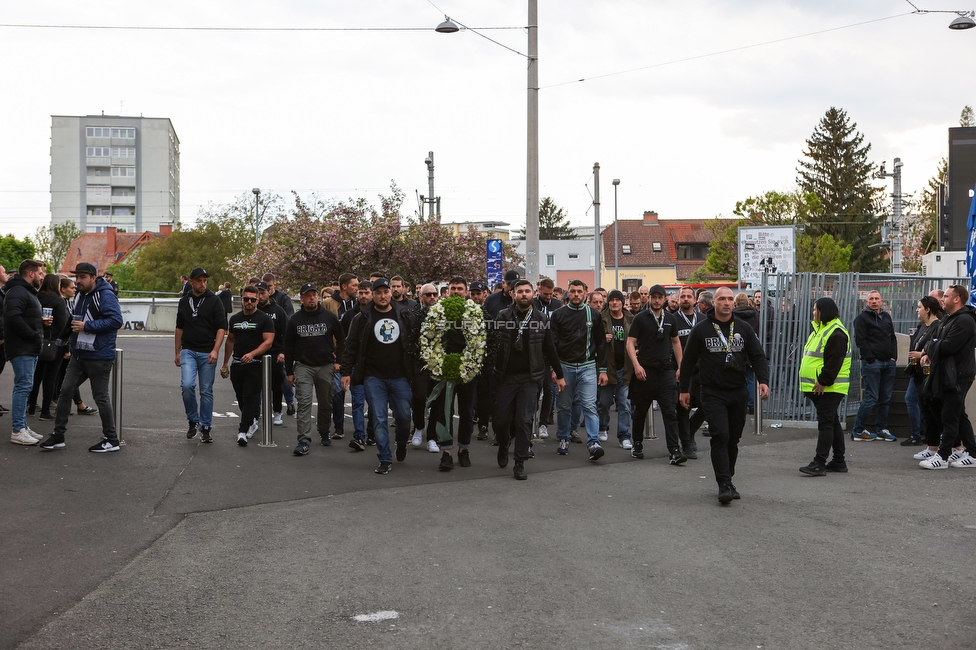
[738,225,796,290]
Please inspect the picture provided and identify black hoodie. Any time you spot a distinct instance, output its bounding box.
[2,274,42,359]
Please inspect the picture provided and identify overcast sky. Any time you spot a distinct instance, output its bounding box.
[1,0,972,240]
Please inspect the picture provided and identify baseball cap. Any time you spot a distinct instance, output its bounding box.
[73,262,97,276]
[190,267,209,279]
[649,284,667,296]
[504,270,520,283]
[299,283,318,295]
[254,281,270,291]
[372,277,391,290]
[469,280,487,292]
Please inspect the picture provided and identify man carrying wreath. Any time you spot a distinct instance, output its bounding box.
[420,276,487,472]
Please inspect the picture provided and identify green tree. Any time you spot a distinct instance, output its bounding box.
[133,221,252,292]
[961,105,975,127]
[104,262,142,295]
[29,222,83,272]
[0,234,37,274]
[516,197,575,239]
[797,107,886,272]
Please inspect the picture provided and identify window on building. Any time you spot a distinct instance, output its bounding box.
[111,167,136,177]
[88,167,110,177]
[111,188,132,196]
[652,242,663,252]
[86,147,110,157]
[86,127,111,137]
[677,244,709,260]
[87,208,112,216]
[622,245,632,254]
[112,207,133,216]
[111,147,136,158]
[546,254,555,266]
[87,186,111,197]
[568,253,579,260]
[111,128,135,138]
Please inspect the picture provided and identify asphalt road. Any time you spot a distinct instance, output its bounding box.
[1,335,974,649]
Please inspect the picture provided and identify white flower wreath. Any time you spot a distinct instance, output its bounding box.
[419,296,486,384]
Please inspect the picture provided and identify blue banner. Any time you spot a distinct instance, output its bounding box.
[968,183,976,305]
[486,239,503,287]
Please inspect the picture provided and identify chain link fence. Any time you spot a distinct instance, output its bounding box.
[756,272,967,426]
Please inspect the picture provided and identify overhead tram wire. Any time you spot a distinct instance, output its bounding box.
[0,23,522,32]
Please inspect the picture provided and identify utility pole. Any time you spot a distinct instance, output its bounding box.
[420,152,440,222]
[593,162,601,289]
[874,158,904,273]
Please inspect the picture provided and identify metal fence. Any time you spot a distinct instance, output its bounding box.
[757,272,967,425]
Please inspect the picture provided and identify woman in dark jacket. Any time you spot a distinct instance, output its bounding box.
[28,274,70,420]
[907,296,944,454]
[50,276,97,415]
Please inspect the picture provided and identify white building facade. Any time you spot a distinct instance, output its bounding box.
[50,115,180,233]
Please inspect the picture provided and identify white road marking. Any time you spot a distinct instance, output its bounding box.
[352,610,399,623]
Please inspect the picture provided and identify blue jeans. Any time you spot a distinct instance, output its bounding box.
[853,359,896,433]
[557,363,599,445]
[282,378,295,406]
[11,355,38,431]
[180,349,217,429]
[905,378,921,439]
[332,372,345,430]
[598,368,632,440]
[363,375,412,464]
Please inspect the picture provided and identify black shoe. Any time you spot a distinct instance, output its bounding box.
[718,484,734,504]
[286,402,296,416]
[477,425,488,441]
[729,484,741,500]
[526,447,534,459]
[588,444,605,462]
[200,428,213,443]
[320,435,332,446]
[491,435,499,447]
[39,433,66,451]
[570,431,583,444]
[682,447,698,460]
[366,436,376,446]
[497,442,509,468]
[458,448,471,467]
[669,451,687,465]
[900,436,923,447]
[78,406,98,415]
[38,411,54,421]
[825,459,849,473]
[748,406,755,415]
[293,440,310,456]
[89,438,120,453]
[331,429,344,440]
[349,438,366,452]
[186,421,198,439]
[439,451,454,472]
[631,442,644,459]
[395,443,407,462]
[513,461,527,480]
[374,461,392,475]
[799,461,827,476]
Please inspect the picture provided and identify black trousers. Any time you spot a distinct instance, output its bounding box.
[231,362,263,433]
[429,380,475,448]
[411,371,430,432]
[677,372,705,445]
[631,375,680,452]
[807,392,845,464]
[700,386,748,486]
[29,354,63,413]
[54,357,115,440]
[539,372,556,426]
[937,382,976,460]
[493,373,537,462]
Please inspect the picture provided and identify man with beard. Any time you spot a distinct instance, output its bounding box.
[674,286,704,458]
[391,276,416,309]
[285,283,345,455]
[533,277,561,439]
[256,281,288,427]
[492,279,565,479]
[484,270,519,319]
[322,272,359,440]
[5,259,46,445]
[220,285,274,446]
[341,280,375,450]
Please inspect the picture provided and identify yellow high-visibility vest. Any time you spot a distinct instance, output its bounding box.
[799,318,851,395]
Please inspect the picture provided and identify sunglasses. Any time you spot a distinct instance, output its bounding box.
[423,292,438,297]
[242,297,258,303]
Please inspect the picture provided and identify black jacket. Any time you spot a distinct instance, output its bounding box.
[2,275,43,359]
[491,305,564,383]
[271,290,295,317]
[549,303,607,369]
[38,290,70,345]
[340,301,418,385]
[484,291,513,320]
[853,307,897,362]
[924,305,976,387]
[732,305,760,334]
[679,311,769,393]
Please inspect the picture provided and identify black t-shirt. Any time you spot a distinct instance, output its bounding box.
[610,316,626,369]
[364,308,406,379]
[228,310,274,364]
[628,309,678,368]
[176,290,228,353]
[674,310,699,350]
[258,301,287,355]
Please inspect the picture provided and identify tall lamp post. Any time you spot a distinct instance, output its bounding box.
[436,1,539,285]
[612,179,620,289]
[252,187,261,243]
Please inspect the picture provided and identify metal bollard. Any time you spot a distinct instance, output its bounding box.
[112,348,124,445]
[754,378,764,435]
[644,408,657,440]
[258,354,276,447]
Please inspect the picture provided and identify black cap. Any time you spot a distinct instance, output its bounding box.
[608,289,625,303]
[73,262,97,276]
[372,277,391,290]
[190,267,209,279]
[103,272,113,277]
[254,281,270,291]
[469,280,487,292]
[299,283,318,295]
[649,284,667,296]
[504,270,520,283]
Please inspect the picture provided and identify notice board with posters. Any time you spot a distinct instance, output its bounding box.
[738,225,796,290]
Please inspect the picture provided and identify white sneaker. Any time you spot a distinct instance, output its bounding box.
[411,429,424,448]
[25,426,44,441]
[950,454,976,468]
[652,401,660,411]
[621,438,633,450]
[538,424,549,439]
[598,430,609,442]
[913,448,937,461]
[246,418,258,439]
[919,455,948,470]
[273,412,284,426]
[237,432,248,446]
[427,439,440,453]
[948,448,967,463]
[11,429,39,445]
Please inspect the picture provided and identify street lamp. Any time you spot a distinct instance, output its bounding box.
[252,187,261,243]
[907,3,976,29]
[436,3,539,285]
[612,179,620,289]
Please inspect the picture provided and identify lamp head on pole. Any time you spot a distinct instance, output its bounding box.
[949,11,976,29]
[435,16,460,33]
[612,179,620,186]
[252,188,260,196]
